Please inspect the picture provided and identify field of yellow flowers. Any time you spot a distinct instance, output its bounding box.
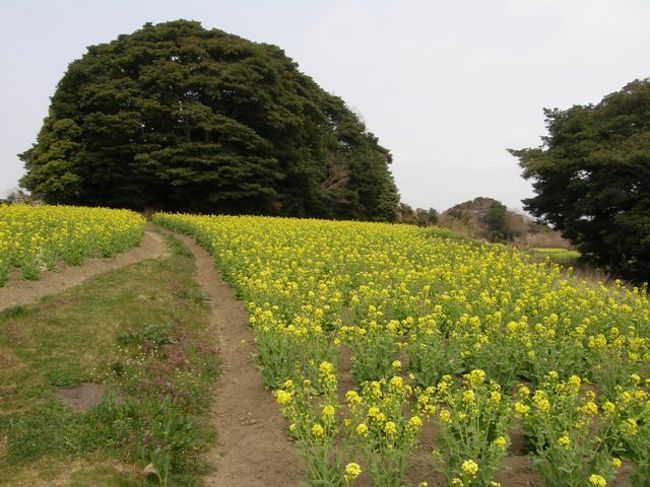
[0,204,145,286]
[154,213,649,487]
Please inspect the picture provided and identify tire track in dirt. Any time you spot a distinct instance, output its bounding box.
[0,231,167,312]
[168,231,305,487]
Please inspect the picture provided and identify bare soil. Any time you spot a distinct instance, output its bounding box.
[169,232,305,487]
[0,231,167,312]
[56,383,110,413]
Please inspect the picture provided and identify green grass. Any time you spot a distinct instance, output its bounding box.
[531,247,581,266]
[424,226,472,241]
[0,231,219,486]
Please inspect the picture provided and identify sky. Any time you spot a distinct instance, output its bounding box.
[1,0,649,212]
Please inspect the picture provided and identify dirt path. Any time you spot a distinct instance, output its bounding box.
[0,231,167,312]
[169,232,305,487]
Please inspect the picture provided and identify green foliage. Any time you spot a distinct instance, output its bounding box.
[482,201,509,242]
[116,321,175,348]
[510,79,650,281]
[20,20,398,221]
[396,203,438,227]
[430,372,512,487]
[441,197,524,243]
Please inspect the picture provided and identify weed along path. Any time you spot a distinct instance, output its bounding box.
[0,230,167,311]
[169,231,305,486]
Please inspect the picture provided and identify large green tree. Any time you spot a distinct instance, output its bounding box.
[510,79,650,281]
[20,20,399,221]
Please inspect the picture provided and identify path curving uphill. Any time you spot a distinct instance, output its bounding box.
[167,231,305,487]
[0,231,167,311]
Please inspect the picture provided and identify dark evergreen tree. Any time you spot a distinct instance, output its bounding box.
[510,79,650,281]
[20,20,399,221]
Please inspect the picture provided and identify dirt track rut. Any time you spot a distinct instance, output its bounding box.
[169,231,304,487]
[0,231,167,311]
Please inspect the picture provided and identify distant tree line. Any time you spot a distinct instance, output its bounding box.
[397,197,569,248]
[396,204,439,227]
[0,189,35,205]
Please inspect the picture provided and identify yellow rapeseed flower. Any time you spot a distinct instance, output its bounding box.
[602,401,616,415]
[557,433,570,448]
[439,409,452,424]
[311,423,325,437]
[581,401,598,415]
[368,406,380,418]
[322,405,335,418]
[588,474,607,487]
[514,402,530,416]
[319,361,334,375]
[344,462,361,481]
[275,390,293,405]
[623,418,638,436]
[461,459,479,477]
[346,390,362,405]
[466,369,486,385]
[568,375,582,389]
[462,390,476,403]
[490,391,502,403]
[492,436,507,450]
[408,415,423,431]
[384,421,398,437]
[356,423,368,437]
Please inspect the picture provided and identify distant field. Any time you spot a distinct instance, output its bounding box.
[531,247,581,265]
[0,205,145,286]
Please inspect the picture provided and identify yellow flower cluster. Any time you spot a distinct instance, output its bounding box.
[344,462,361,482]
[1,204,144,285]
[516,370,650,485]
[461,459,479,476]
[152,212,650,486]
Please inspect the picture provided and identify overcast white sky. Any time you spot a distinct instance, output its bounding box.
[1,0,648,211]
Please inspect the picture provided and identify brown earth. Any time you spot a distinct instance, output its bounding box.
[56,383,110,412]
[0,231,167,312]
[168,231,305,487]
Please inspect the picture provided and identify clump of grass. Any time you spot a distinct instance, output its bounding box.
[174,288,210,303]
[0,306,26,320]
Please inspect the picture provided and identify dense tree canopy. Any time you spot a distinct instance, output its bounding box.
[20,20,399,221]
[510,79,650,281]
